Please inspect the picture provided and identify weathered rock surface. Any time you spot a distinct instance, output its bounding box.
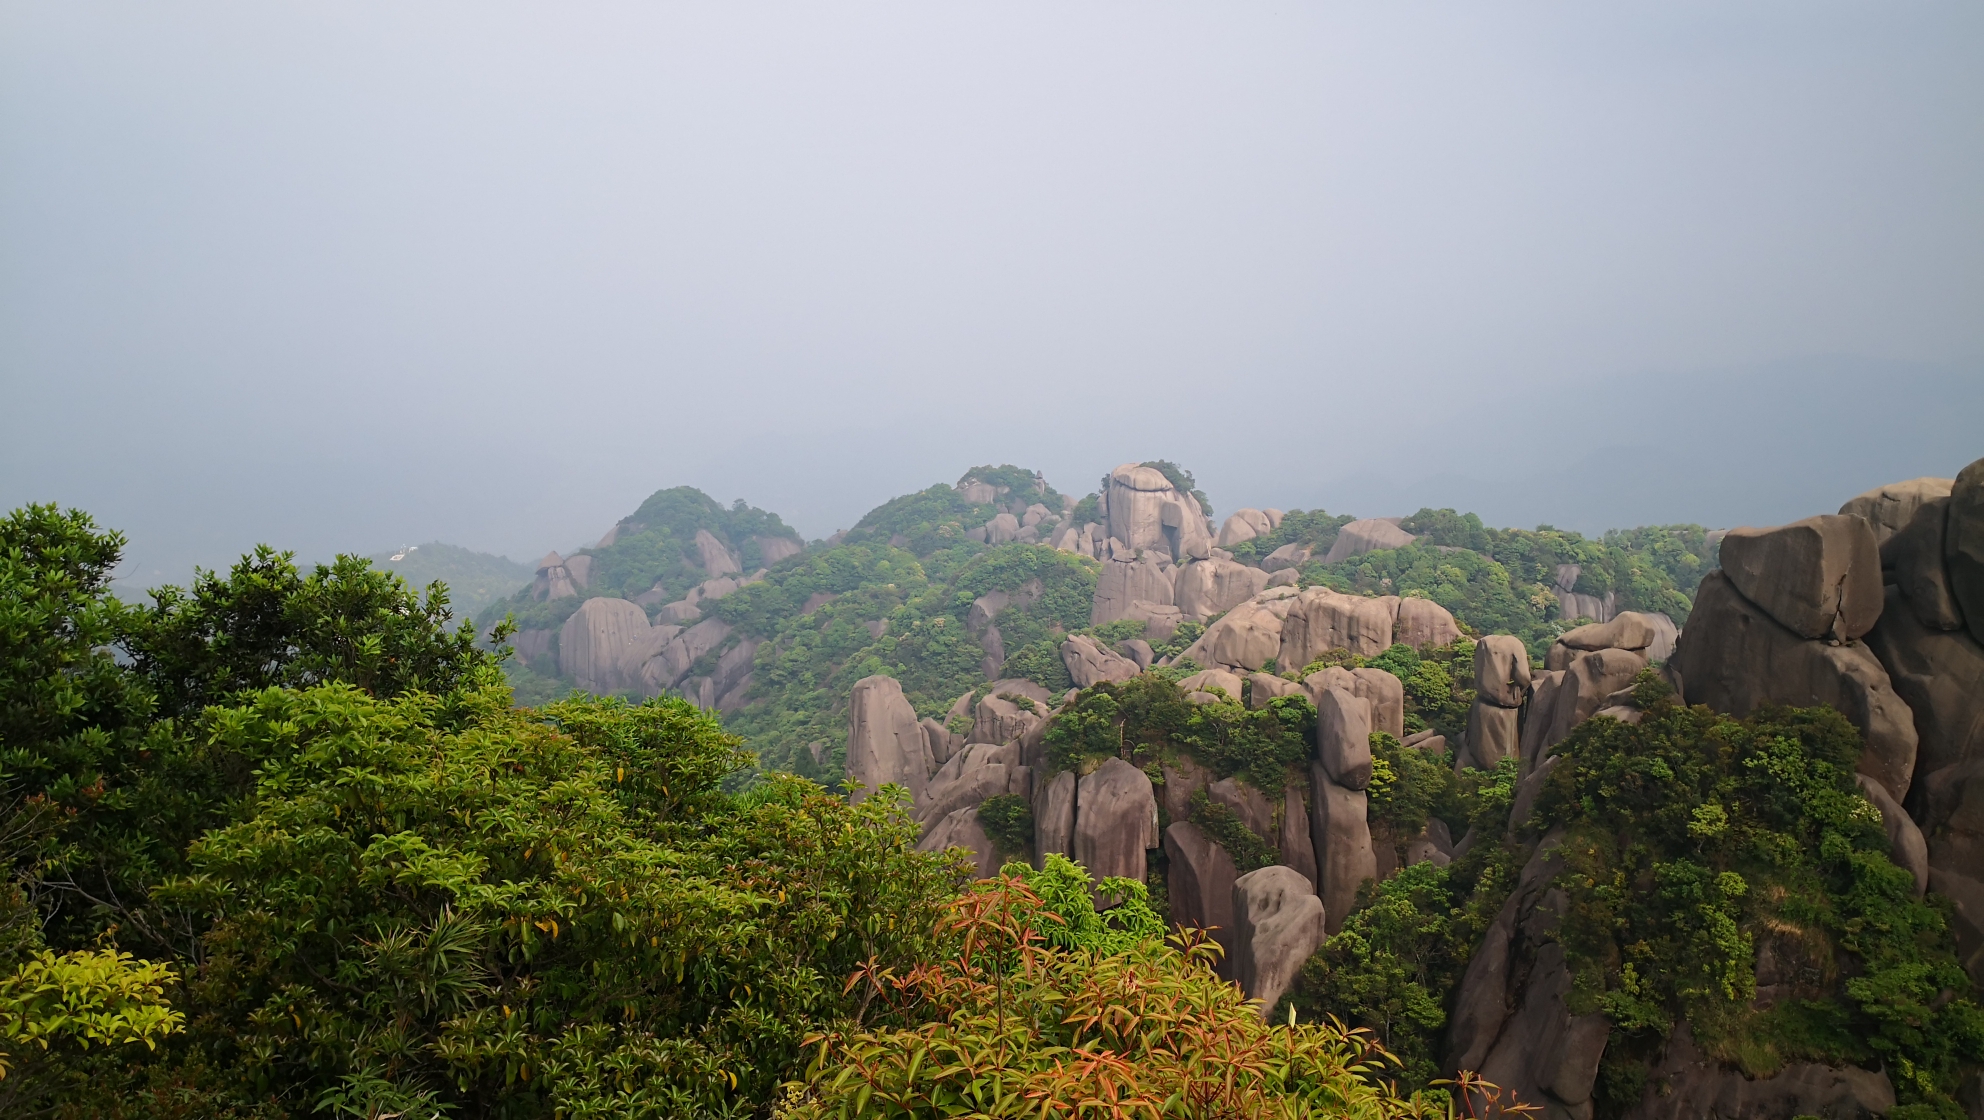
[693,529,741,577]
[1350,667,1405,741]
[1552,564,1617,625]
[644,617,735,693]
[1177,668,1245,703]
[969,693,1044,749]
[1394,597,1461,649]
[917,807,1001,878]
[1161,756,1214,825]
[564,554,594,590]
[1474,634,1534,708]
[1855,774,1927,897]
[1075,758,1160,888]
[918,741,1026,830]
[1181,602,1284,672]
[1948,457,1984,647]
[1034,770,1077,862]
[1232,866,1327,1017]
[1278,783,1318,887]
[1865,586,1984,778]
[1916,762,1984,982]
[1448,834,1609,1120]
[1309,764,1375,934]
[1260,543,1311,573]
[1678,571,1917,801]
[1718,515,1884,642]
[1547,647,1649,748]
[1091,553,1177,626]
[1122,599,1185,643]
[1322,518,1416,565]
[1279,588,1396,667]
[1164,821,1238,971]
[1558,612,1659,654]
[1885,497,1965,630]
[1466,702,1521,770]
[1208,777,1276,843]
[1118,639,1156,669]
[1104,463,1212,562]
[509,628,555,670]
[1315,689,1374,789]
[1217,508,1273,548]
[1839,476,1954,546]
[1061,635,1140,687]
[532,551,579,601]
[1174,559,1271,621]
[1621,1023,1894,1120]
[1520,670,1566,775]
[920,716,960,766]
[559,597,669,694]
[1247,672,1303,710]
[845,675,934,805]
[756,535,804,566]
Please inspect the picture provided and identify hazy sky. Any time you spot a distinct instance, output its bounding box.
[4,2,1981,585]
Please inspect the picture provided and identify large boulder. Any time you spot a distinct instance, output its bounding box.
[1122,599,1185,643]
[1279,589,1396,668]
[532,551,579,601]
[1915,762,1984,983]
[1302,666,1402,742]
[1217,508,1273,548]
[1091,552,1177,626]
[1231,866,1327,1018]
[1557,612,1659,654]
[1865,586,1984,778]
[1447,834,1610,1120]
[1175,558,1271,621]
[969,693,1044,749]
[918,741,1025,830]
[1394,597,1461,650]
[1839,476,1955,546]
[1855,774,1928,898]
[1208,777,1276,844]
[1547,647,1649,748]
[1104,463,1212,562]
[1520,670,1566,775]
[692,528,741,577]
[643,617,735,692]
[1948,457,1984,647]
[1278,783,1318,888]
[1060,635,1140,688]
[844,675,935,805]
[1177,669,1245,703]
[756,535,804,566]
[1164,821,1239,972]
[1247,672,1303,710]
[1678,571,1918,802]
[558,597,669,694]
[1474,634,1534,709]
[1323,518,1416,565]
[920,716,960,766]
[1885,497,1965,630]
[1161,756,1214,825]
[1315,689,1374,790]
[1075,758,1160,887]
[917,807,1001,879]
[1466,702,1521,770]
[1180,601,1284,672]
[1034,770,1077,862]
[1309,764,1375,934]
[1718,515,1883,642]
[1260,543,1312,573]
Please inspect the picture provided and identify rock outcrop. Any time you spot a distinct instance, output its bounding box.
[1677,570,1916,802]
[1231,866,1327,1018]
[532,551,579,601]
[917,807,1001,878]
[845,675,934,805]
[1394,597,1461,650]
[1718,515,1883,642]
[1314,689,1374,789]
[1278,783,1318,888]
[1279,588,1395,667]
[1620,1024,1893,1120]
[918,741,1029,831]
[641,617,734,694]
[1174,558,1271,621]
[1854,774,1928,898]
[1164,821,1238,971]
[1948,457,1984,647]
[692,528,741,577]
[1322,518,1415,565]
[1839,476,1954,546]
[1102,463,1213,563]
[1179,601,1284,672]
[1463,634,1531,769]
[558,597,672,694]
[1034,770,1076,863]
[1060,634,1140,688]
[1178,668,1244,703]
[1217,508,1273,548]
[1091,552,1177,626]
[1075,758,1160,889]
[1309,762,1375,934]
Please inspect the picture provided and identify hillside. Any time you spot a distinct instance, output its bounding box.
[364,541,533,618]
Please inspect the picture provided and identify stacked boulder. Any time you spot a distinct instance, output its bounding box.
[1174,585,1462,676]
[1462,635,1531,770]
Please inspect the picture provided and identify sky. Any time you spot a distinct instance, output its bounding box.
[3,2,1981,586]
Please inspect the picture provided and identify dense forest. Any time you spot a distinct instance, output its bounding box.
[4,454,1977,1119]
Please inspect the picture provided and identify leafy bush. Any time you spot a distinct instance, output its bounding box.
[977,794,1035,862]
[1187,788,1279,874]
[1043,674,1314,794]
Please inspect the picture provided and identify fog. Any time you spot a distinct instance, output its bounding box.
[3,2,1981,587]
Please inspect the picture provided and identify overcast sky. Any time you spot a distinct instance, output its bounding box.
[4,2,1981,585]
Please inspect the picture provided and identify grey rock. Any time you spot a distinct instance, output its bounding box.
[509,628,554,670]
[1720,515,1884,642]
[1209,777,1276,844]
[1919,762,1984,983]
[1075,758,1160,889]
[1520,670,1566,776]
[1217,508,1273,548]
[1394,597,1461,650]
[1122,599,1185,644]
[1177,668,1245,703]
[1104,463,1212,562]
[1309,763,1375,934]
[1315,688,1375,789]
[1091,552,1177,626]
[917,807,1001,879]
[988,677,1055,706]
[1161,756,1214,826]
[918,741,1024,830]
[644,617,734,693]
[1621,1023,1893,1120]
[957,480,999,505]
[711,637,760,700]
[1678,571,1918,802]
[986,512,1021,545]
[558,597,670,694]
[1886,497,1965,630]
[655,599,701,624]
[1247,672,1303,710]
[1232,866,1327,1017]
[1117,639,1156,670]
[1265,568,1301,588]
[1179,601,1284,671]
[1175,558,1271,621]
[1474,634,1534,709]
[1278,782,1318,888]
[844,675,934,806]
[1839,476,1955,546]
[1949,457,1984,647]
[1279,588,1394,667]
[1351,667,1406,741]
[920,716,960,766]
[1164,821,1238,973]
[1547,647,1649,749]
[1061,634,1140,688]
[1865,585,1984,777]
[968,693,1044,749]
[756,535,804,566]
[1323,518,1416,565]
[692,528,741,577]
[1855,774,1928,898]
[1558,612,1659,653]
[532,550,578,601]
[1034,770,1077,862]
[1260,543,1312,573]
[696,576,740,603]
[1466,702,1522,770]
[565,553,594,590]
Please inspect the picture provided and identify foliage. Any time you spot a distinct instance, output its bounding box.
[1010,855,1164,957]
[1224,510,1356,567]
[1187,789,1279,875]
[976,795,1035,863]
[959,465,1062,510]
[1537,689,1984,1116]
[0,949,183,1104]
[366,543,535,620]
[996,639,1074,695]
[1043,674,1315,794]
[782,872,1443,1120]
[1366,641,1477,741]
